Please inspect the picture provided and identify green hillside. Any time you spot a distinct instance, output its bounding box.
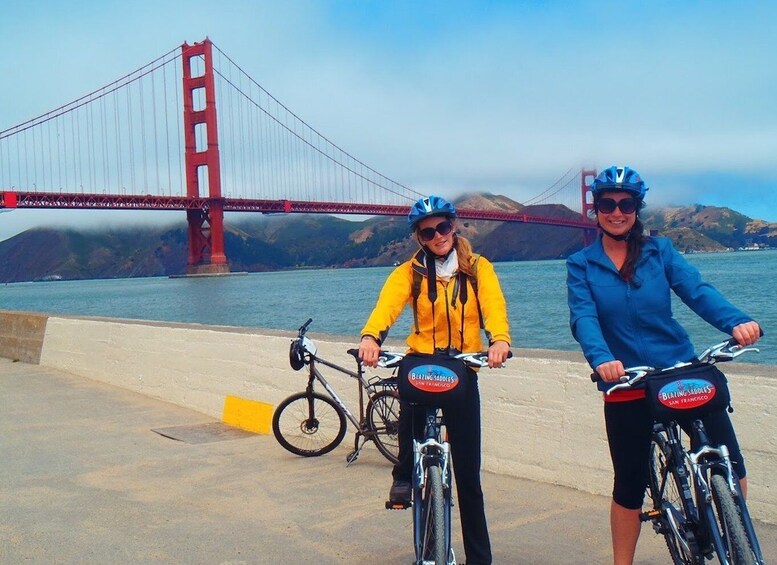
[0,195,774,283]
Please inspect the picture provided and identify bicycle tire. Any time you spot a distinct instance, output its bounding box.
[709,474,756,565]
[366,390,400,465]
[647,431,701,565]
[272,391,347,457]
[422,463,447,565]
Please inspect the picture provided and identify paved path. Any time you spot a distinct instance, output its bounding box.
[2,359,775,564]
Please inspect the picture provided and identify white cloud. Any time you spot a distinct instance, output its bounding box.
[2,0,776,236]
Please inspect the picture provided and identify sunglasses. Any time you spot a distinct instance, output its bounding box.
[597,197,639,214]
[418,220,454,242]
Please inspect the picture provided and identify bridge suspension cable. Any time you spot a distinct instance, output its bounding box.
[522,167,583,214]
[210,42,425,206]
[0,48,184,198]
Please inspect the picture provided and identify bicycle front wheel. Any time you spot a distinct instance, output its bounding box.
[272,392,347,457]
[647,431,700,564]
[414,463,449,565]
[709,474,756,565]
[366,390,400,465]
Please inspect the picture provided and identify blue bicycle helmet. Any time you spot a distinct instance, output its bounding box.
[591,166,648,200]
[407,195,457,230]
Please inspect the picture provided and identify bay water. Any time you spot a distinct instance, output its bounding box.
[2,250,775,365]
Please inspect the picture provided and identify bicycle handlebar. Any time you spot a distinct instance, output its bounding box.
[377,350,513,369]
[591,336,762,395]
[298,318,313,336]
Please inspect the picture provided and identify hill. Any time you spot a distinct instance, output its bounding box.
[0,195,775,282]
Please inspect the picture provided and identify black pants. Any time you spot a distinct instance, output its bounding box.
[393,371,491,565]
[604,398,746,509]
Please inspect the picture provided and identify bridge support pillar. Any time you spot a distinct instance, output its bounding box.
[581,168,598,246]
[182,38,229,275]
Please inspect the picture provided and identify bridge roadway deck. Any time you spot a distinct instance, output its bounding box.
[2,358,776,564]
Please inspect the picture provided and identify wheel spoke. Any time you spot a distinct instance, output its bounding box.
[272,392,347,456]
[647,431,698,564]
[366,390,400,464]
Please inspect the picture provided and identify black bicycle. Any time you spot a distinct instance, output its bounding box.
[272,319,399,465]
[380,350,511,565]
[603,339,764,565]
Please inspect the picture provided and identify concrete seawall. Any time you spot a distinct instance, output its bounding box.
[0,310,48,364]
[4,308,777,523]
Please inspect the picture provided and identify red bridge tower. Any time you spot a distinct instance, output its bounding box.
[181,39,229,275]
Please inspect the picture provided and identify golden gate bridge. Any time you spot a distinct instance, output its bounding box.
[0,38,597,275]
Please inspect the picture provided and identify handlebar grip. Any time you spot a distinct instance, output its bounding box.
[590,372,601,383]
[299,318,313,333]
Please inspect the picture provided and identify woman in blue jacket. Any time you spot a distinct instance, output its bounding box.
[566,166,761,565]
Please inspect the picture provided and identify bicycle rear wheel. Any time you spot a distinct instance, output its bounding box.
[647,431,701,564]
[709,474,756,565]
[366,390,400,465]
[272,391,347,457]
[414,462,448,565]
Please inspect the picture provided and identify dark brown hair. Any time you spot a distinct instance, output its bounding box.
[620,218,647,283]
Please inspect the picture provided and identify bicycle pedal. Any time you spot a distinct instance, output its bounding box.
[639,509,660,522]
[385,500,411,510]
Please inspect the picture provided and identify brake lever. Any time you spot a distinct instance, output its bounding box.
[605,368,651,395]
[709,341,760,362]
[730,345,760,358]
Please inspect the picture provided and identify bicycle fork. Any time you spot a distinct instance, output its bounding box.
[412,438,453,565]
[413,437,451,491]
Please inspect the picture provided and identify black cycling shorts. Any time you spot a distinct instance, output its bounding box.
[604,398,746,510]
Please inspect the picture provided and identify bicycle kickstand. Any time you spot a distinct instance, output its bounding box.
[345,432,366,467]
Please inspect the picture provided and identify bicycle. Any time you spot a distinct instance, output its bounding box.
[380,349,511,565]
[601,338,765,565]
[271,318,400,465]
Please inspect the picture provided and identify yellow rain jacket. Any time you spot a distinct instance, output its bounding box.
[361,251,510,353]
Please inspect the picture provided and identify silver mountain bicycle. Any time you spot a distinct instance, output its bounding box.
[380,350,510,565]
[602,338,764,565]
[272,319,400,465]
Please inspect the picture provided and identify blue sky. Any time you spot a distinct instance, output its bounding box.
[1,0,775,240]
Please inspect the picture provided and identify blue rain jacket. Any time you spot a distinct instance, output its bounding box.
[567,236,752,391]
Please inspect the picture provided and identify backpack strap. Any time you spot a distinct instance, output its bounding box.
[411,249,427,335]
[411,251,485,338]
[466,254,484,330]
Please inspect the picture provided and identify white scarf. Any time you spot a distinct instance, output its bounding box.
[433,248,459,281]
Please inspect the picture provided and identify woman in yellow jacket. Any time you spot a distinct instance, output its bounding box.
[359,195,510,565]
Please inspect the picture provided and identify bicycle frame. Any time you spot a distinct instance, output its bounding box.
[303,348,400,466]
[304,354,371,431]
[273,318,399,465]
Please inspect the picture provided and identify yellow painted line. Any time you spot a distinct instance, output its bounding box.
[222,395,274,434]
